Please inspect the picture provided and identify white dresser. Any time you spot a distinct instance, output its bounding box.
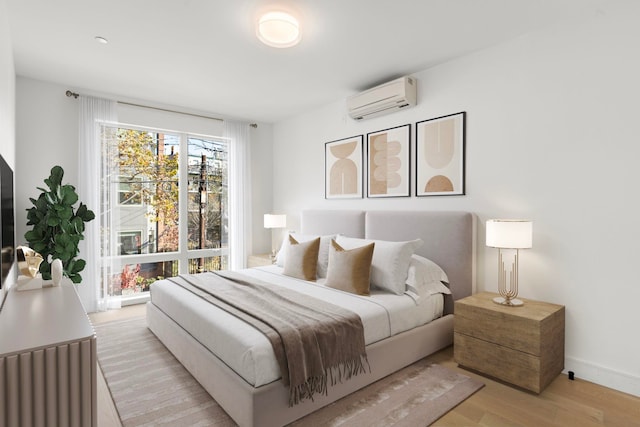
[0,282,97,427]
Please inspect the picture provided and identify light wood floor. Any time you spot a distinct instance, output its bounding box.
[90,304,146,427]
[90,305,640,427]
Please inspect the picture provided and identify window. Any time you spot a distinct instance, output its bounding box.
[100,125,229,300]
[118,231,142,255]
[118,176,143,205]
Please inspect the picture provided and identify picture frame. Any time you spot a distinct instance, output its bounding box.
[325,135,363,199]
[415,112,466,196]
[366,124,411,198]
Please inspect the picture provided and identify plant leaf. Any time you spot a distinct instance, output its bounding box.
[50,165,64,186]
[61,185,79,205]
[75,259,86,272]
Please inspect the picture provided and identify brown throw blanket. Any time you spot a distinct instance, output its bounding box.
[167,271,369,405]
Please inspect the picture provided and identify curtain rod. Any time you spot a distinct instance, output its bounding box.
[65,90,258,128]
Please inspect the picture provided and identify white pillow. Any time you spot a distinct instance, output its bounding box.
[335,235,423,295]
[276,233,336,278]
[404,256,450,304]
[406,254,450,292]
[405,280,450,305]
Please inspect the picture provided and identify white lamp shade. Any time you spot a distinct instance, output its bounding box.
[264,214,287,229]
[257,11,301,48]
[486,219,532,249]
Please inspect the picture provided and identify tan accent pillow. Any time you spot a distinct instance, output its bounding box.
[335,236,423,295]
[276,233,337,278]
[325,239,374,296]
[283,235,320,281]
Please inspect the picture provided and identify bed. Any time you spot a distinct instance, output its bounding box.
[146,210,476,426]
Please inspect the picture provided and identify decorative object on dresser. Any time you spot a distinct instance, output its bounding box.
[17,246,43,277]
[454,292,564,393]
[51,258,64,286]
[486,219,533,306]
[15,247,44,290]
[0,283,97,426]
[263,213,287,262]
[24,165,96,284]
[16,246,66,291]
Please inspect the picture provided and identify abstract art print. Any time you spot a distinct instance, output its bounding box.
[325,135,363,199]
[416,112,466,196]
[366,124,411,198]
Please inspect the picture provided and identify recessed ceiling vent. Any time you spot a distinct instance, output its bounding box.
[346,76,417,121]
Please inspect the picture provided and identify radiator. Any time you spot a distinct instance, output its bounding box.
[0,338,97,427]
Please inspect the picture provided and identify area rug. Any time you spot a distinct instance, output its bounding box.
[95,316,483,426]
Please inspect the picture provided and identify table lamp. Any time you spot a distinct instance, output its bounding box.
[486,219,533,306]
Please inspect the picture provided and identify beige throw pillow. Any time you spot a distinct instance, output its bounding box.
[335,236,423,295]
[276,233,337,278]
[283,235,320,281]
[325,239,374,296]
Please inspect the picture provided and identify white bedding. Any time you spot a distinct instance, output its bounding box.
[149,265,444,387]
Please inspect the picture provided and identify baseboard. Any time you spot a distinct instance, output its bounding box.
[565,356,640,397]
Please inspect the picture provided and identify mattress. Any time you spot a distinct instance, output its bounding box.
[149,265,444,387]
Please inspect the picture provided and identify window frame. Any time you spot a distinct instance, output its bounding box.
[100,123,230,302]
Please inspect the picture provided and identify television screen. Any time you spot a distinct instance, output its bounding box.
[0,154,15,291]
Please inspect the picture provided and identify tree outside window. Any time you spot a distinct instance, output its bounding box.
[101,126,228,298]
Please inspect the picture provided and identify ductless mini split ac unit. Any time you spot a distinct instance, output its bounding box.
[346,76,417,121]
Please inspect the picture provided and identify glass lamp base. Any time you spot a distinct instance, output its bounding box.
[493,296,524,306]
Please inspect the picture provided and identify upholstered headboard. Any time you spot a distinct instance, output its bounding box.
[300,210,366,238]
[301,210,476,314]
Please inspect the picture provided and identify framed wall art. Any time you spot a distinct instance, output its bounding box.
[415,112,466,196]
[366,124,411,198]
[325,135,363,199]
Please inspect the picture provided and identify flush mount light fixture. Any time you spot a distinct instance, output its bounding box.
[257,11,301,48]
[94,36,109,44]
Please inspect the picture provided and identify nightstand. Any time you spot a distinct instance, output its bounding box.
[454,292,565,393]
[247,253,273,268]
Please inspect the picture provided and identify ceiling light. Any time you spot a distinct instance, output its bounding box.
[257,11,301,48]
[94,36,108,44]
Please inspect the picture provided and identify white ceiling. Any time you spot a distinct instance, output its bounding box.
[6,0,616,123]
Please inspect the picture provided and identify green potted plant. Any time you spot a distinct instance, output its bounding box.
[24,165,95,283]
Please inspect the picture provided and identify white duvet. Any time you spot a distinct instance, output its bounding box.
[149,265,443,387]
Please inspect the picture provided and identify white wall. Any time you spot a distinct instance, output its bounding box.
[249,123,274,255]
[15,77,274,281]
[15,79,79,246]
[273,5,640,396]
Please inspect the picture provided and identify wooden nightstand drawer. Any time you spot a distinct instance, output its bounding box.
[454,292,565,393]
[455,332,544,392]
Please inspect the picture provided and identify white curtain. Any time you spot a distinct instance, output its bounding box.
[225,121,252,270]
[78,96,117,312]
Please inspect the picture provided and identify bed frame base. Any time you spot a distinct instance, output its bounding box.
[146,301,453,427]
